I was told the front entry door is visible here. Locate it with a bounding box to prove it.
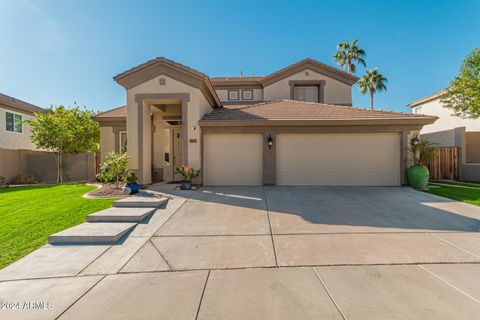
[172,128,183,181]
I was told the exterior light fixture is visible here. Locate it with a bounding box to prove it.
[267,134,274,149]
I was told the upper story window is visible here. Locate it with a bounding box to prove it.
[228,90,239,100]
[6,111,23,133]
[414,107,423,114]
[293,86,318,103]
[242,90,253,100]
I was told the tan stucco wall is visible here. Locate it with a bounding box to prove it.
[466,132,480,163]
[415,98,480,134]
[126,74,214,183]
[215,88,263,102]
[0,148,95,182]
[99,122,126,162]
[0,105,38,150]
[263,69,352,105]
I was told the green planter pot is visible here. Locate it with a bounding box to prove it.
[407,165,430,189]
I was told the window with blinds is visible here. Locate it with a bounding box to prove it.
[293,86,318,103]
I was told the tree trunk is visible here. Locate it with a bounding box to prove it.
[370,91,374,110]
[55,152,64,183]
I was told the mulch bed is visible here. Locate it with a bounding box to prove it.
[88,183,127,197]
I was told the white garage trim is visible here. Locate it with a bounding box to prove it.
[276,133,401,186]
[204,134,263,186]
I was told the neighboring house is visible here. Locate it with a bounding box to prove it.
[0,92,95,182]
[408,90,480,181]
[94,57,436,186]
[0,92,46,150]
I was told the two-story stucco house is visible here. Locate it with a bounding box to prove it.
[408,90,480,181]
[94,57,436,186]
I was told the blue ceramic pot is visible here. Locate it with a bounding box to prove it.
[180,181,192,190]
[127,183,140,194]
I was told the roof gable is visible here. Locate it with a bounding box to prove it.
[114,57,221,107]
[407,89,446,107]
[261,58,359,86]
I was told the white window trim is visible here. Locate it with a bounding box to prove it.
[414,107,423,114]
[242,90,253,100]
[5,111,23,134]
[228,90,239,100]
[119,131,127,153]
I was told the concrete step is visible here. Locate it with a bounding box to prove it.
[48,222,136,244]
[113,196,168,208]
[86,207,156,222]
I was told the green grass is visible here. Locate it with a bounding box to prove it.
[424,185,480,206]
[0,184,117,269]
[431,180,480,188]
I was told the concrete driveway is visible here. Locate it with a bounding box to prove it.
[2,186,480,319]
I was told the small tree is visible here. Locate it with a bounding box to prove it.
[27,105,99,183]
[97,152,129,187]
[409,134,437,166]
[441,48,480,119]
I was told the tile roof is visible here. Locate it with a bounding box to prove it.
[93,105,126,118]
[114,57,209,82]
[210,76,264,82]
[407,89,447,107]
[201,100,437,122]
[0,92,45,114]
[260,58,359,85]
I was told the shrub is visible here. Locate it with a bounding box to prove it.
[123,170,138,184]
[96,152,128,186]
[0,176,6,187]
[175,165,200,182]
[11,175,38,185]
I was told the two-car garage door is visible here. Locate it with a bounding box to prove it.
[276,133,400,186]
[203,133,401,186]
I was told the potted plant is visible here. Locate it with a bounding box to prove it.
[175,165,200,190]
[407,134,437,189]
[123,170,140,194]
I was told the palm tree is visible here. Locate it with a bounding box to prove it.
[359,69,388,110]
[334,39,366,74]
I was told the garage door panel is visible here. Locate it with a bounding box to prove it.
[278,162,398,176]
[277,133,400,186]
[204,134,263,186]
[281,147,398,162]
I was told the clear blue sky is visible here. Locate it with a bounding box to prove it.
[1,0,479,113]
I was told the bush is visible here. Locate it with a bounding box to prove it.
[0,176,6,187]
[96,152,128,186]
[123,170,138,184]
[175,165,200,182]
[11,175,38,185]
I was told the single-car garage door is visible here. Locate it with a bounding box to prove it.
[204,134,263,186]
[277,133,401,186]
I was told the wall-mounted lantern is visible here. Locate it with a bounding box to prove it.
[267,134,274,150]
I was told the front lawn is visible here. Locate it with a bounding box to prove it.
[0,184,117,269]
[424,184,480,207]
[432,180,480,188]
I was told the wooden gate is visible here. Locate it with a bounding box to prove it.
[425,147,459,180]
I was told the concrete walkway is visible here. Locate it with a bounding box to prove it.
[2,186,480,319]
